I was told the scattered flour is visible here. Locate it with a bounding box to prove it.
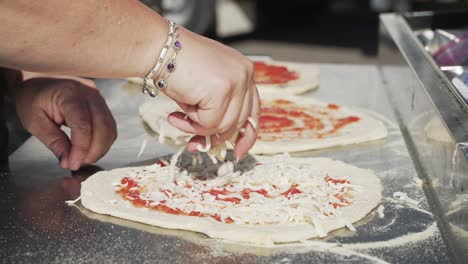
[393,192,420,205]
[377,205,385,218]
[404,177,424,188]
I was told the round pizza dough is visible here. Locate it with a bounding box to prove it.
[127,61,319,95]
[255,61,320,95]
[80,155,382,246]
[139,94,388,154]
[250,94,388,154]
[139,98,189,144]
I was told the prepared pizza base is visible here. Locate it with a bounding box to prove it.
[139,95,388,154]
[80,156,382,246]
[255,61,320,95]
[139,98,190,144]
[128,61,319,95]
[251,95,388,154]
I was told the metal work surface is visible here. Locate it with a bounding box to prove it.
[379,13,468,263]
[1,65,450,263]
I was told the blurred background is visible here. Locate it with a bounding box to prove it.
[142,0,468,64]
[4,0,468,155]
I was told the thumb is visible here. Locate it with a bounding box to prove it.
[30,110,71,168]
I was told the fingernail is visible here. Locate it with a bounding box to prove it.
[60,154,69,169]
[58,154,67,169]
[70,160,81,171]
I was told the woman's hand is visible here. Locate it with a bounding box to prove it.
[15,74,117,170]
[161,27,260,160]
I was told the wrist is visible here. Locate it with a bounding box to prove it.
[135,16,172,78]
[142,20,183,97]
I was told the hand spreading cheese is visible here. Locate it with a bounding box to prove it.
[0,0,260,169]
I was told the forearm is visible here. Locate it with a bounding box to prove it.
[0,0,167,78]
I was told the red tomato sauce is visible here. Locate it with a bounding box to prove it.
[240,188,270,199]
[117,175,352,223]
[260,115,295,131]
[258,100,360,140]
[324,176,351,209]
[154,160,167,167]
[254,61,299,84]
[117,179,273,223]
[117,177,231,223]
[281,187,302,198]
[327,104,340,110]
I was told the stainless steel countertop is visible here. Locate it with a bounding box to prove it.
[1,64,450,263]
[379,13,468,263]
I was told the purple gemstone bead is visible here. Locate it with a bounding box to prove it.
[174,41,182,49]
[167,63,175,72]
[157,80,165,88]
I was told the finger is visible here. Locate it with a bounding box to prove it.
[234,85,261,159]
[184,86,253,153]
[61,99,92,171]
[27,110,72,169]
[196,95,231,129]
[214,86,248,134]
[167,111,218,136]
[233,85,254,132]
[186,134,224,153]
[83,95,117,164]
[176,103,201,124]
[174,96,229,130]
[207,84,252,147]
[185,121,240,153]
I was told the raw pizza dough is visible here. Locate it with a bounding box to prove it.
[254,61,320,95]
[80,154,382,245]
[127,60,319,95]
[251,95,388,154]
[139,98,189,144]
[139,95,387,154]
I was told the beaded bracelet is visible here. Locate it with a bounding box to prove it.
[142,20,176,97]
[155,24,182,91]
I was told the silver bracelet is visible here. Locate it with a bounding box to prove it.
[155,24,181,90]
[142,20,176,97]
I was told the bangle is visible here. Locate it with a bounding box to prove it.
[155,24,182,90]
[142,20,176,97]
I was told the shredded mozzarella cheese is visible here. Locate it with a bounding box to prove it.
[247,117,257,130]
[196,136,211,152]
[116,153,355,235]
[65,196,81,205]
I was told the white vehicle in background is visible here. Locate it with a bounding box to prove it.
[140,0,438,37]
[140,0,216,35]
[140,0,257,38]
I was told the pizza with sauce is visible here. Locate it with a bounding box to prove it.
[79,153,382,245]
[139,95,387,154]
[254,61,299,85]
[250,94,387,154]
[127,60,319,95]
[254,60,320,95]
